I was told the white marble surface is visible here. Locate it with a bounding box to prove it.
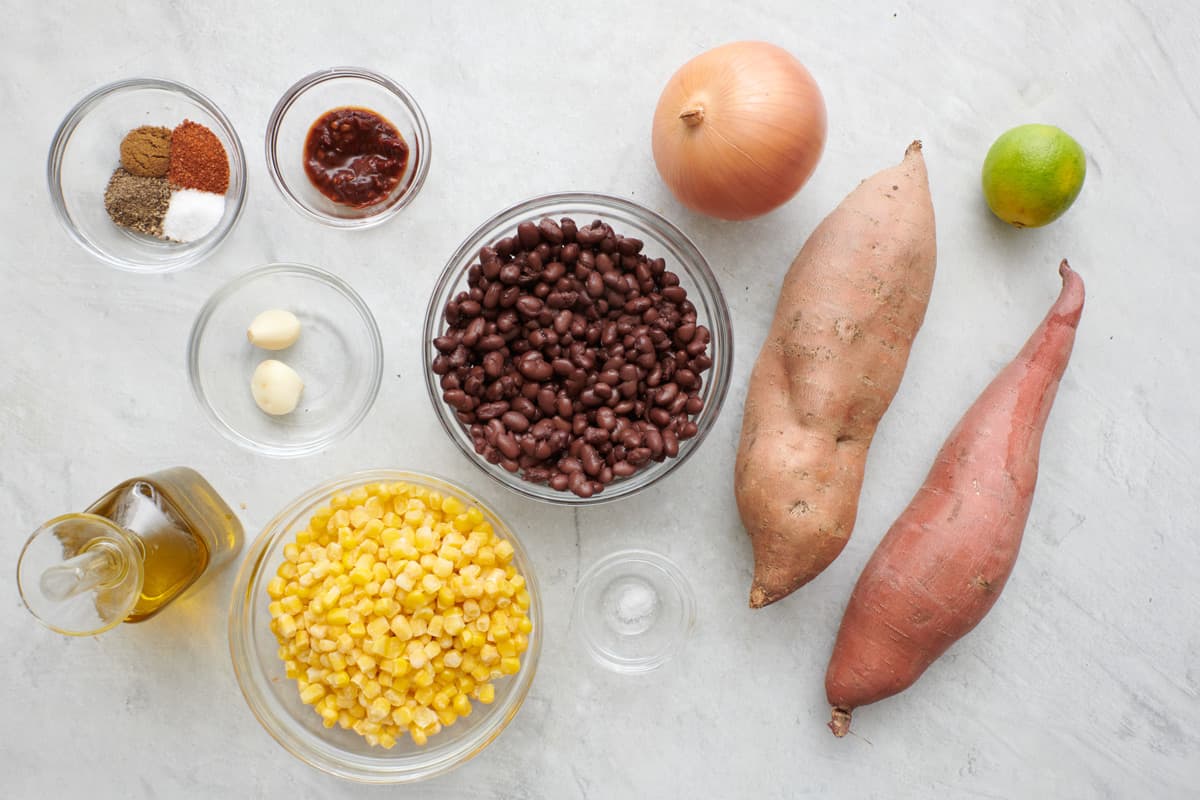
[3,1,1198,797]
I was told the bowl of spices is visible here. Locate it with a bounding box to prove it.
[423,193,733,504]
[48,78,246,273]
[266,68,430,229]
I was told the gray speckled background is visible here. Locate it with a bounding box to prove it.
[3,1,1198,797]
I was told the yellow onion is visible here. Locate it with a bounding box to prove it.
[652,41,827,220]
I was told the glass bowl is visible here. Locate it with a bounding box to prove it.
[571,549,696,674]
[47,77,247,273]
[188,263,383,457]
[229,469,542,783]
[266,67,431,228]
[422,192,733,505]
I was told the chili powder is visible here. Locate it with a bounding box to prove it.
[168,120,230,194]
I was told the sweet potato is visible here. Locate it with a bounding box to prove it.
[735,142,937,608]
[825,261,1085,737]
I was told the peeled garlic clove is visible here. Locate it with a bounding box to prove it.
[247,309,301,350]
[251,359,304,415]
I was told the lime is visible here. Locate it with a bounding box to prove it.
[981,124,1086,228]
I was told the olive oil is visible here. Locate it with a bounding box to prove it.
[18,467,243,635]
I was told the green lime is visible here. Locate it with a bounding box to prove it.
[981,124,1086,228]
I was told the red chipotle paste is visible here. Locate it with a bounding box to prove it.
[303,107,409,207]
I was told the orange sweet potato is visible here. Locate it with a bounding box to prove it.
[735,142,937,608]
[825,261,1085,736]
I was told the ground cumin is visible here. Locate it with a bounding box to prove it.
[119,126,172,178]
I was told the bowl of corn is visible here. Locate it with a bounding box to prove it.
[228,470,542,783]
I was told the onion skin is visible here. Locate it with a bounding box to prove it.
[652,41,827,221]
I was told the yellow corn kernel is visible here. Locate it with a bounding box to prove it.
[327,651,347,672]
[409,726,428,746]
[414,527,436,553]
[347,621,367,638]
[476,683,495,704]
[427,616,444,638]
[281,594,303,616]
[474,615,490,633]
[423,641,442,661]
[365,616,390,639]
[496,639,517,658]
[300,682,326,704]
[326,608,350,626]
[275,614,297,639]
[442,650,463,669]
[462,600,481,622]
[494,539,514,564]
[432,690,452,711]
[389,616,413,641]
[414,686,435,707]
[402,590,429,612]
[373,598,397,617]
[479,644,499,665]
[391,705,414,727]
[367,637,388,657]
[517,617,532,635]
[437,707,458,727]
[384,638,404,660]
[356,654,378,674]
[267,577,287,599]
[500,657,520,675]
[443,614,465,636]
[327,671,350,688]
[452,693,472,717]
[362,680,382,700]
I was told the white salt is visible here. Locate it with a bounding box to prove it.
[616,581,657,626]
[163,188,225,242]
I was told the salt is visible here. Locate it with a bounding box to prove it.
[162,188,225,242]
[616,581,657,626]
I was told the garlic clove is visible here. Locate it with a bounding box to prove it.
[251,359,304,416]
[247,309,302,350]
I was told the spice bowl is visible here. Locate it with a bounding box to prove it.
[422,192,734,505]
[47,78,246,273]
[188,264,383,457]
[229,469,542,783]
[266,67,431,229]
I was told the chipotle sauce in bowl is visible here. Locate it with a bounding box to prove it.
[303,107,409,208]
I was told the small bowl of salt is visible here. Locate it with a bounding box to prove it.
[571,549,696,674]
[48,78,247,273]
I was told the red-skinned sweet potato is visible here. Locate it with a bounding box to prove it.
[825,261,1085,736]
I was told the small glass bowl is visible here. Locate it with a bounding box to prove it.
[47,77,247,273]
[229,470,542,783]
[571,549,696,674]
[266,67,431,228]
[188,264,383,457]
[422,192,733,505]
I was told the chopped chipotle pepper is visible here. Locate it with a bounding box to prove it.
[303,107,409,208]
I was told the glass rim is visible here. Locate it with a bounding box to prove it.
[421,191,734,506]
[186,262,384,457]
[227,468,543,783]
[46,76,248,273]
[264,66,432,230]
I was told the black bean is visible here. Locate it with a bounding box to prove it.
[538,217,564,244]
[502,411,530,432]
[517,221,540,249]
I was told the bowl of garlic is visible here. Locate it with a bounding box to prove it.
[187,263,383,457]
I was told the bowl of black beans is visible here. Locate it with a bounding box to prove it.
[423,192,732,503]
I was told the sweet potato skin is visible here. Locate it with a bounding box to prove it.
[735,142,937,608]
[825,261,1085,737]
